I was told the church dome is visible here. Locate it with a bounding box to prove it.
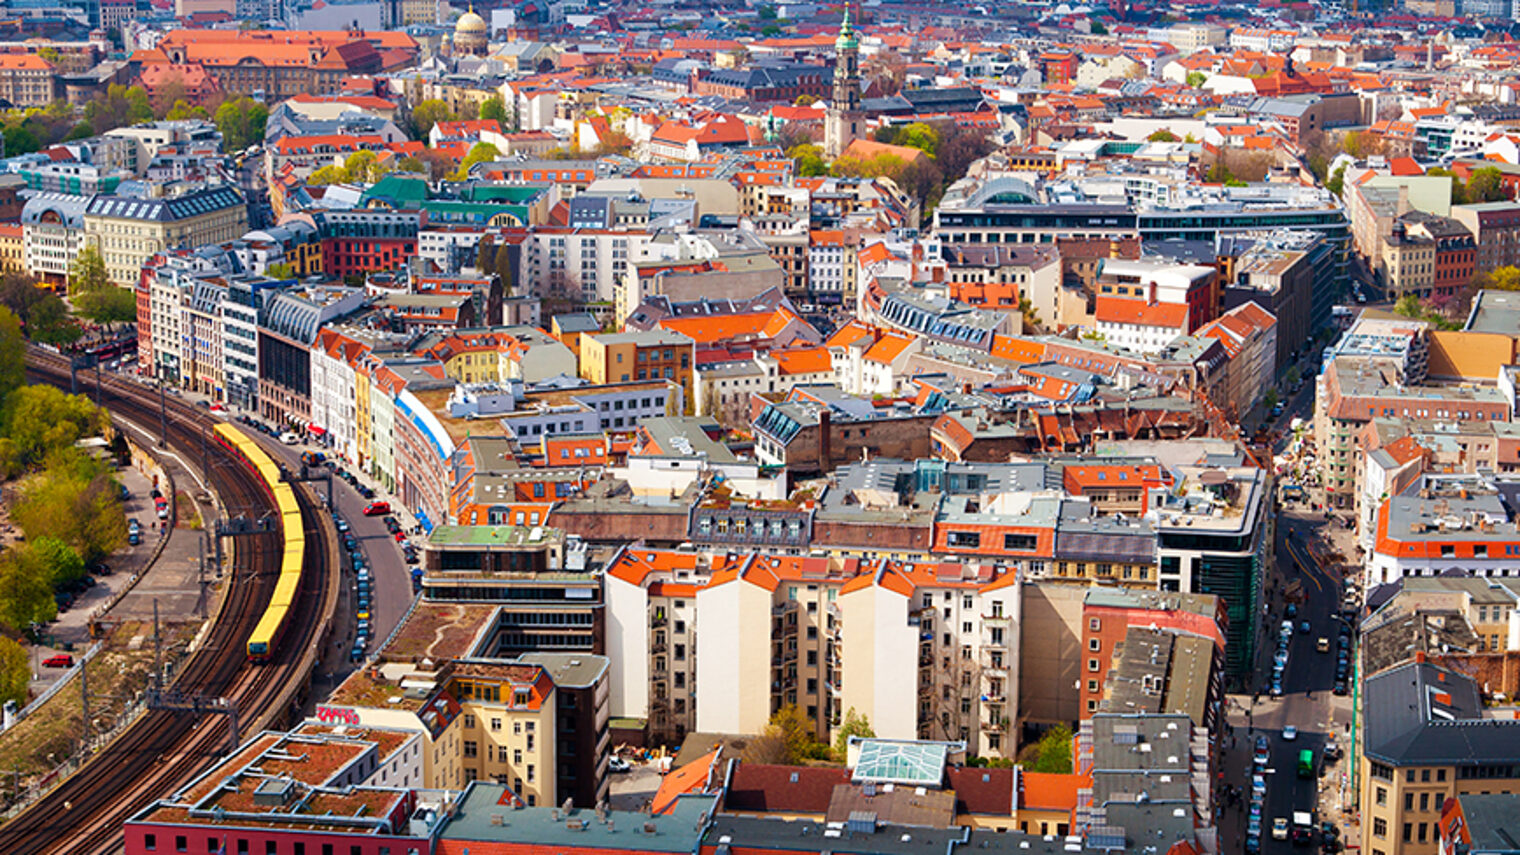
[456,9,488,34]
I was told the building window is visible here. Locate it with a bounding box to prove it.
[1372,818,1387,838]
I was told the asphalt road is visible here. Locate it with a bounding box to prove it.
[1217,372,1355,855]
[249,432,416,665]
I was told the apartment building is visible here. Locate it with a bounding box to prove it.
[1079,589,1227,719]
[1361,659,1520,855]
[0,55,56,108]
[20,192,88,287]
[1368,472,1520,586]
[326,645,609,808]
[607,549,1023,759]
[1451,201,1520,275]
[578,329,694,398]
[84,186,249,286]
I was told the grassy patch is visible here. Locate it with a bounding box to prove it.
[175,491,201,530]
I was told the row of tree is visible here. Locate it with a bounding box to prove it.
[785,120,995,222]
[0,310,124,706]
[1,85,268,159]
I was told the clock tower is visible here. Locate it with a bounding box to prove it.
[824,5,863,159]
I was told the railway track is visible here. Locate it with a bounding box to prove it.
[0,351,336,855]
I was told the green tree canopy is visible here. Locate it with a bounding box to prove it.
[410,99,455,139]
[265,262,296,280]
[1148,129,1179,142]
[1020,725,1074,774]
[479,96,507,126]
[766,704,829,764]
[1467,166,1507,203]
[833,707,875,756]
[1,386,106,471]
[25,536,84,588]
[789,143,828,177]
[450,142,501,180]
[214,97,270,152]
[1185,70,1207,88]
[74,286,137,326]
[0,636,30,708]
[1326,164,1346,197]
[68,246,110,296]
[165,100,209,121]
[0,547,56,631]
[0,305,23,403]
[10,451,124,564]
[891,122,941,157]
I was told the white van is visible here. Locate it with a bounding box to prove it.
[280,432,300,445]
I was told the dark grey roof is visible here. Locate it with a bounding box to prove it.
[1363,661,1520,766]
[902,87,986,111]
[1456,794,1520,853]
[703,62,832,93]
[85,185,244,223]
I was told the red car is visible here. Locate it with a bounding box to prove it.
[363,501,391,517]
[43,654,74,668]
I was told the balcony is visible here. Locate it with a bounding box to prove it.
[651,641,667,655]
[981,614,1009,627]
[650,615,667,629]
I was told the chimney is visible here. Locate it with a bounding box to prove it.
[818,409,832,468]
[1416,650,1427,664]
[1397,185,1411,217]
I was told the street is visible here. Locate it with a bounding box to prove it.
[1218,365,1357,855]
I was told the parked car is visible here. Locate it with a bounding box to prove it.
[280,432,300,445]
[363,501,391,517]
[608,756,631,773]
[1282,725,1298,741]
[42,654,74,668]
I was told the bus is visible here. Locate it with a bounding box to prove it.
[1297,748,1315,779]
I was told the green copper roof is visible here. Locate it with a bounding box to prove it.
[836,5,858,50]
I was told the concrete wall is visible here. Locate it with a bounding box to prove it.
[1017,582,1085,731]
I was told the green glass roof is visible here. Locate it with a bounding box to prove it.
[850,739,949,786]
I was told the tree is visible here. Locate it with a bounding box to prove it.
[0,306,22,403]
[790,143,828,177]
[1467,166,1507,203]
[495,241,514,297]
[758,4,777,18]
[74,286,137,326]
[2,386,106,471]
[1474,266,1520,291]
[10,451,124,563]
[794,94,818,106]
[1394,294,1422,318]
[450,142,501,180]
[1019,725,1073,774]
[479,95,507,126]
[1148,129,1179,142]
[265,262,296,280]
[1185,71,1207,88]
[214,97,270,152]
[83,84,153,135]
[27,295,80,346]
[766,704,828,764]
[891,122,940,158]
[164,100,209,121]
[26,536,84,588]
[0,636,29,708]
[1206,162,1234,184]
[2,125,39,157]
[476,235,496,273]
[833,707,875,756]
[410,99,455,139]
[62,121,94,142]
[68,246,110,296]
[0,547,56,631]
[308,164,345,186]
[1326,164,1346,198]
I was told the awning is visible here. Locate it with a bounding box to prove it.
[416,508,434,533]
[308,425,327,436]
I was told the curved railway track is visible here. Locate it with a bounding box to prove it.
[0,351,336,855]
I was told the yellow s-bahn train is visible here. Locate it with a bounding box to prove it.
[212,423,306,663]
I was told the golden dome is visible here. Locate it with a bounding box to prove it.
[456,9,488,34]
